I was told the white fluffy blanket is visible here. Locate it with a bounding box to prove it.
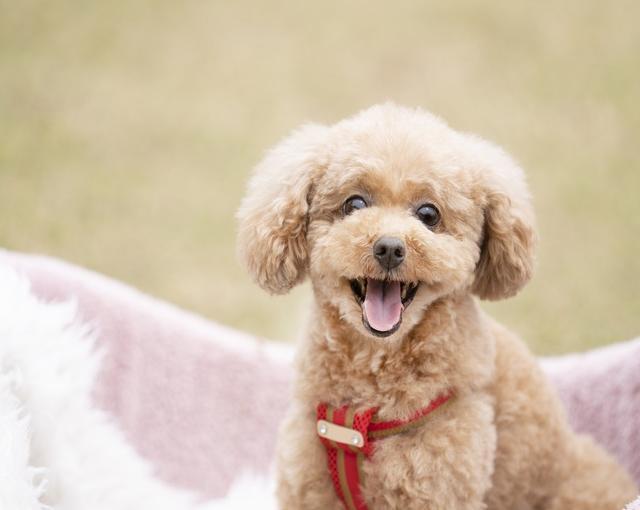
[0,265,273,510]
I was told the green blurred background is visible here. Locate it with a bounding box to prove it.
[1,1,638,354]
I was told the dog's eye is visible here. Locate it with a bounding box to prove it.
[416,203,440,228]
[343,195,368,216]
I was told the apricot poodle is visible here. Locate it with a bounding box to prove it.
[237,104,637,509]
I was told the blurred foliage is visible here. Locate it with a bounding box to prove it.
[1,0,638,354]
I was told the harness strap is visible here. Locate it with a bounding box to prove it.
[316,394,452,510]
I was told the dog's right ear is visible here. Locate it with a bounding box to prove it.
[236,124,328,294]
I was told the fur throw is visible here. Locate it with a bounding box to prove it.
[0,265,273,510]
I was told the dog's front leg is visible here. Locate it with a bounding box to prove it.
[275,403,344,509]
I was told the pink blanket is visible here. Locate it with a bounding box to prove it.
[1,250,638,499]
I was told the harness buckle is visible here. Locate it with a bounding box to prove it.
[317,419,365,447]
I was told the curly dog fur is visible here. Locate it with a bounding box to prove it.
[237,104,637,509]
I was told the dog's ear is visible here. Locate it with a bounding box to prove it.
[237,124,328,294]
[471,146,537,301]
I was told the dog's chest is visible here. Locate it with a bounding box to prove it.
[359,427,446,506]
[355,395,496,509]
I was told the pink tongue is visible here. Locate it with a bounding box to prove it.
[363,279,403,332]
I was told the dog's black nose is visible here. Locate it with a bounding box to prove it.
[373,237,405,270]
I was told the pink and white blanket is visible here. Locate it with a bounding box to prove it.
[0,249,637,508]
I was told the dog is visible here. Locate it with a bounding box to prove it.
[237,104,637,509]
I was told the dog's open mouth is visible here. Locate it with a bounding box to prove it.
[350,278,419,337]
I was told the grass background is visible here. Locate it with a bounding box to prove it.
[1,1,638,354]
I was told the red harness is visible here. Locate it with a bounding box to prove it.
[316,394,452,510]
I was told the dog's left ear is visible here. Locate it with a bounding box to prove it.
[471,144,537,301]
[236,124,328,295]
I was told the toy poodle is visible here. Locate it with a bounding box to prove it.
[237,104,637,509]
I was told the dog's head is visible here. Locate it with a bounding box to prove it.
[237,104,535,340]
